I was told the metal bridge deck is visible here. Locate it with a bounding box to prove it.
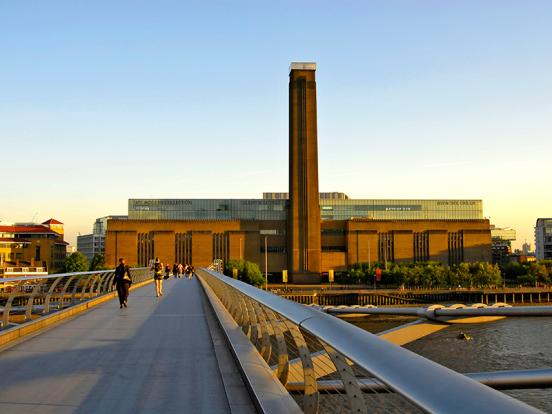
[0,278,255,414]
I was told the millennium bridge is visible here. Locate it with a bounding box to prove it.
[1,267,551,413]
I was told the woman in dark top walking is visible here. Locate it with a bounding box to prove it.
[113,258,132,308]
[152,257,164,297]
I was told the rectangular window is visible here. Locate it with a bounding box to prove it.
[321,229,346,236]
[321,246,347,253]
[260,246,287,253]
[413,232,429,262]
[378,232,394,263]
[35,246,41,261]
[260,229,280,235]
[448,232,464,266]
[211,233,228,263]
[175,233,193,264]
[137,233,154,267]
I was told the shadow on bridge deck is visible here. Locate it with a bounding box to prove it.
[0,278,256,414]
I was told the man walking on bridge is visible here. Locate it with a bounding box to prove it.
[113,258,132,308]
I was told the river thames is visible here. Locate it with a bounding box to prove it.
[352,316,552,412]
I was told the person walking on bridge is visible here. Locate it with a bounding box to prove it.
[152,257,164,297]
[113,258,132,308]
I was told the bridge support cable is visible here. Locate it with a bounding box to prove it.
[199,267,543,414]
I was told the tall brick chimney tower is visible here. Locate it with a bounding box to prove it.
[288,62,321,283]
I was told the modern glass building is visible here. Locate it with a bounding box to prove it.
[77,215,128,261]
[318,199,482,221]
[128,196,483,221]
[128,199,288,221]
[535,218,552,260]
[490,225,517,265]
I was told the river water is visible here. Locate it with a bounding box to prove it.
[351,316,552,412]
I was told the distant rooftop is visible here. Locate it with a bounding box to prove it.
[289,62,316,72]
[263,192,349,200]
[0,225,60,234]
[42,218,63,225]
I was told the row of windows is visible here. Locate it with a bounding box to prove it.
[378,233,394,263]
[413,232,430,262]
[321,229,346,236]
[212,233,227,263]
[137,233,154,267]
[261,246,287,253]
[448,232,464,266]
[132,231,469,264]
[129,210,287,221]
[0,252,23,260]
[321,246,347,253]
[0,243,29,249]
[128,199,483,221]
[260,229,285,235]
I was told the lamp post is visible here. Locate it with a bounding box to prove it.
[239,237,243,261]
[368,239,371,267]
[264,236,268,291]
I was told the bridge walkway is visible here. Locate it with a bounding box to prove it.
[0,277,256,414]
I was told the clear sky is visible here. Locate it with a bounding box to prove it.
[1,1,551,249]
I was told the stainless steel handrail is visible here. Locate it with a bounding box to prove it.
[1,268,151,330]
[1,269,118,284]
[199,268,541,414]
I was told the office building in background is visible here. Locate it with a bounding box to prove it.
[0,219,67,275]
[535,218,552,260]
[77,215,127,262]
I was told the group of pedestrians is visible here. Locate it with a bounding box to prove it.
[164,262,195,279]
[113,257,196,308]
[152,257,194,297]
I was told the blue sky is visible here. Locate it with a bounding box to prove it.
[1,1,551,248]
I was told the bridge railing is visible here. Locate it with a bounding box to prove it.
[0,268,150,330]
[198,268,540,414]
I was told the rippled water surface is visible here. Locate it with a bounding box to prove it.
[352,316,552,412]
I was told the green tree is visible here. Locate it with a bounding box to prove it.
[527,263,549,285]
[224,259,264,287]
[224,259,245,277]
[469,262,502,287]
[382,263,404,286]
[540,260,552,274]
[444,267,458,288]
[453,263,472,288]
[423,263,447,288]
[64,252,89,273]
[89,254,107,271]
[243,261,265,287]
[501,262,528,282]
[348,262,365,284]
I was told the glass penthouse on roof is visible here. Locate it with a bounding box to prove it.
[128,197,483,221]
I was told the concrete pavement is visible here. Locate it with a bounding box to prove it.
[0,277,255,414]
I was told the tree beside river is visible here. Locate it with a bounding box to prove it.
[337,260,552,289]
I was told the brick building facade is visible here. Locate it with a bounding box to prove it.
[105,62,491,281]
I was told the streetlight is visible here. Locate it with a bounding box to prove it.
[264,236,268,291]
[368,239,371,267]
